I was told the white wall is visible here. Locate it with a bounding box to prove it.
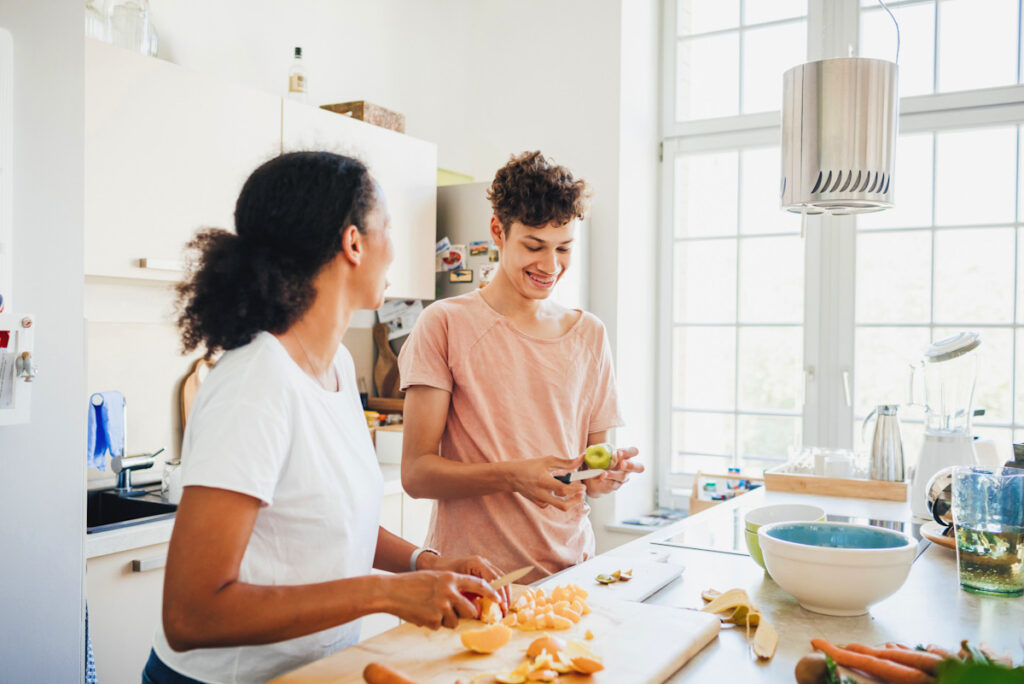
[145,0,660,535]
[0,0,85,680]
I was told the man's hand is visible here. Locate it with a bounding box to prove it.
[584,446,643,497]
[509,454,586,513]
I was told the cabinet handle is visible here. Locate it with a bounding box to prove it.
[131,555,167,572]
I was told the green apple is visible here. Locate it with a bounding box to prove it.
[584,443,616,470]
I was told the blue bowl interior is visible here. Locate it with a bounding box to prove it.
[764,522,910,549]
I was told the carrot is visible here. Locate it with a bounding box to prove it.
[845,643,944,675]
[926,644,958,660]
[363,662,421,684]
[887,642,911,650]
[810,639,935,684]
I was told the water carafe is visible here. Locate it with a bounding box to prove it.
[862,405,905,482]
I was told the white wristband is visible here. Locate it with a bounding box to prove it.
[409,546,440,571]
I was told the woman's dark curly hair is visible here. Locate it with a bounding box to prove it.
[486,151,589,231]
[176,151,377,357]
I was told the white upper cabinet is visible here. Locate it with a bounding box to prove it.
[281,100,436,301]
[85,40,282,280]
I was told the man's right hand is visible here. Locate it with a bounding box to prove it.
[509,455,586,512]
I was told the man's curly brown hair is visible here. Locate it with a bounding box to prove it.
[486,151,589,231]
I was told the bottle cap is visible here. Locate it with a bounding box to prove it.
[294,46,302,58]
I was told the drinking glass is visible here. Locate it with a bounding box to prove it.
[952,466,1024,596]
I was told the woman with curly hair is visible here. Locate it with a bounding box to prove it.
[398,151,644,585]
[143,152,505,684]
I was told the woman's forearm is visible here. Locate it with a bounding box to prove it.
[164,574,394,652]
[401,453,515,500]
[374,526,419,573]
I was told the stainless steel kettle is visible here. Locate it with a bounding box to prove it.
[862,404,905,482]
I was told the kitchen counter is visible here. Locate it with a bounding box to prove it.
[603,488,1024,682]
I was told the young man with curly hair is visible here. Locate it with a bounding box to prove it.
[397,151,643,583]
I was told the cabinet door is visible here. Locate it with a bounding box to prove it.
[401,493,434,549]
[86,542,169,683]
[281,101,436,301]
[85,40,281,280]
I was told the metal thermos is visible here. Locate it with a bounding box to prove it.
[864,404,905,482]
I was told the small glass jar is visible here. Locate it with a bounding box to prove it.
[161,459,182,503]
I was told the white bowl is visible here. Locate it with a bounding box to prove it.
[758,521,916,616]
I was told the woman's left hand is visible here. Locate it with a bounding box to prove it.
[584,446,644,498]
[418,553,511,607]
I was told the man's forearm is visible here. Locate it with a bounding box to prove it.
[402,453,515,500]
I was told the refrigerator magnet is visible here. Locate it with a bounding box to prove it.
[479,263,497,283]
[488,244,500,262]
[437,244,466,272]
[469,240,489,256]
[449,269,473,284]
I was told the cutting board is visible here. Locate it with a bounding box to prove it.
[270,587,719,684]
[537,556,685,603]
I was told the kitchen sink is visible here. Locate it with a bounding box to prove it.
[86,487,177,534]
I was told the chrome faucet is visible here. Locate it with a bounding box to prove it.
[111,454,155,497]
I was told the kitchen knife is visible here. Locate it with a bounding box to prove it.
[554,469,605,484]
[490,565,534,589]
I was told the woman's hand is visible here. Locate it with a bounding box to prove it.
[584,446,643,498]
[382,571,503,630]
[508,455,586,513]
[417,553,511,607]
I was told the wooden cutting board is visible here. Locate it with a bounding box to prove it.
[270,588,719,684]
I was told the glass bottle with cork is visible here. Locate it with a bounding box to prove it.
[288,46,307,102]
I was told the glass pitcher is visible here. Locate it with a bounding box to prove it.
[909,332,980,436]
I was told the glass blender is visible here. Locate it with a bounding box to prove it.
[908,331,981,519]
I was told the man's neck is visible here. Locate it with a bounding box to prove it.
[480,270,546,320]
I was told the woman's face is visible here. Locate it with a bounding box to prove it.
[358,194,395,310]
[493,219,575,300]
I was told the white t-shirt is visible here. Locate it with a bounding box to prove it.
[152,332,383,684]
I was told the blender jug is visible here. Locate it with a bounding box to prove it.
[908,331,981,518]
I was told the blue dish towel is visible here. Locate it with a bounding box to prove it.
[87,391,125,471]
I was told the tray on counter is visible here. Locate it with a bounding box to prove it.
[764,462,908,501]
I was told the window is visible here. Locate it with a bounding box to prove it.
[660,0,1024,509]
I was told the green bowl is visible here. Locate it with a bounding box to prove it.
[743,503,826,570]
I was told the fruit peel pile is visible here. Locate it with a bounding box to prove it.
[701,588,778,660]
[501,584,591,632]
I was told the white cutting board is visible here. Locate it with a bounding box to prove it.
[271,590,720,684]
[538,556,685,602]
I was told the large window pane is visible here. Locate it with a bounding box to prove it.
[673,411,735,457]
[738,415,800,467]
[741,21,806,114]
[935,127,1018,226]
[677,0,739,36]
[674,239,737,322]
[676,150,738,238]
[934,326,1013,425]
[938,0,1019,93]
[856,230,931,324]
[858,133,934,230]
[737,327,801,411]
[738,236,803,322]
[677,33,739,121]
[740,147,800,235]
[860,3,935,97]
[744,0,806,25]
[854,326,931,419]
[933,228,1015,323]
[673,326,736,410]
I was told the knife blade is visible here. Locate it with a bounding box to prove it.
[554,469,605,484]
[490,565,534,589]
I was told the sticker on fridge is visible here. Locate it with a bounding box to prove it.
[469,240,490,256]
[448,269,473,284]
[436,244,466,272]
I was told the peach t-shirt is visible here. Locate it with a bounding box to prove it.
[398,290,624,582]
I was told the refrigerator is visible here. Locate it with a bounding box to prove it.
[435,182,588,309]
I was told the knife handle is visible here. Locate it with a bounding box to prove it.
[553,473,571,484]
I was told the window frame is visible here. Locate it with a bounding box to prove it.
[658,0,1024,510]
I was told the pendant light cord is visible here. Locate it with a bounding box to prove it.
[877,0,900,64]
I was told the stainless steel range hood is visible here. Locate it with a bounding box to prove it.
[781,57,899,216]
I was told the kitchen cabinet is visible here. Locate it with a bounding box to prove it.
[85,40,281,281]
[281,100,436,301]
[86,541,169,684]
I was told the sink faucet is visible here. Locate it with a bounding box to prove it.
[111,454,155,497]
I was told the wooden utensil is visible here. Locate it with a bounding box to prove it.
[373,323,402,399]
[179,358,212,431]
[920,521,956,550]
